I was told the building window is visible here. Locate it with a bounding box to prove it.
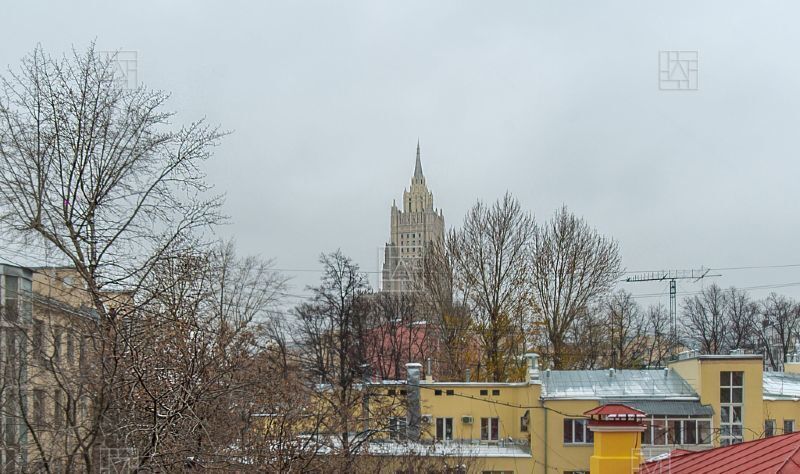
[784,420,795,434]
[32,320,44,360]
[720,371,744,446]
[641,416,711,445]
[33,389,46,427]
[53,328,63,362]
[492,389,500,396]
[480,417,499,441]
[66,332,75,365]
[765,419,776,437]
[520,410,530,432]
[480,389,488,396]
[446,389,454,396]
[387,389,396,396]
[434,389,442,396]
[436,417,453,441]
[4,275,18,320]
[564,418,593,444]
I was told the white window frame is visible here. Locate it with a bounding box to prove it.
[720,371,744,446]
[480,417,499,441]
[436,417,453,441]
[564,418,593,445]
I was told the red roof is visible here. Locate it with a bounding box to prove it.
[584,403,646,417]
[641,431,800,474]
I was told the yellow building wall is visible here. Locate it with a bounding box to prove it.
[671,356,764,443]
[763,399,800,435]
[534,399,597,474]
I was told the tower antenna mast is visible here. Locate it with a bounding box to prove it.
[623,267,721,356]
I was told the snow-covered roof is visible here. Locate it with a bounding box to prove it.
[763,371,800,401]
[365,440,531,458]
[542,369,699,400]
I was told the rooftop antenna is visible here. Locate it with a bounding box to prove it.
[623,267,721,356]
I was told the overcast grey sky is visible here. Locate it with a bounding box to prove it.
[3,0,800,305]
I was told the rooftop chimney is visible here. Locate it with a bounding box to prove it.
[525,353,540,383]
[405,363,422,440]
[425,358,433,382]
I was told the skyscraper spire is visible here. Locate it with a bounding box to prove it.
[414,140,423,179]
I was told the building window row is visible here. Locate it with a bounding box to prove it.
[641,416,712,445]
[765,419,795,437]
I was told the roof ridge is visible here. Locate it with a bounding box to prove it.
[775,432,800,473]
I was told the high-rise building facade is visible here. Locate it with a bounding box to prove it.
[381,142,445,293]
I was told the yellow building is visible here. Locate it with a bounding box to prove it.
[0,264,97,471]
[364,351,800,474]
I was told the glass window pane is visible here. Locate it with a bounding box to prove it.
[445,419,453,440]
[684,420,697,444]
[437,418,443,440]
[587,425,594,443]
[668,420,682,444]
[721,388,731,403]
[563,419,573,443]
[653,419,666,445]
[732,388,743,403]
[732,425,742,437]
[698,421,711,444]
[491,418,498,440]
[766,420,775,437]
[481,418,489,440]
[642,421,652,445]
[574,420,585,443]
[720,371,730,386]
[721,424,730,437]
[733,407,742,423]
[721,406,730,423]
[732,372,743,386]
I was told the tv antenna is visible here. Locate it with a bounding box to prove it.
[623,267,721,354]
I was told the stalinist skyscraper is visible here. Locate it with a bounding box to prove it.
[381,142,445,293]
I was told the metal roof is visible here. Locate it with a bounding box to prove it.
[541,369,699,400]
[641,431,800,474]
[604,399,714,417]
[763,372,800,400]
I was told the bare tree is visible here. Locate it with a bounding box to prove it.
[605,290,647,368]
[366,292,435,381]
[447,193,535,382]
[106,243,287,470]
[725,287,759,352]
[759,293,800,371]
[294,251,388,470]
[529,206,621,369]
[417,238,478,381]
[642,304,676,367]
[0,44,225,469]
[682,284,727,354]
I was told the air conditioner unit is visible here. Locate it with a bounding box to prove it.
[461,416,473,424]
[421,414,432,424]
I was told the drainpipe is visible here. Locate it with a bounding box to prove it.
[543,398,548,474]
